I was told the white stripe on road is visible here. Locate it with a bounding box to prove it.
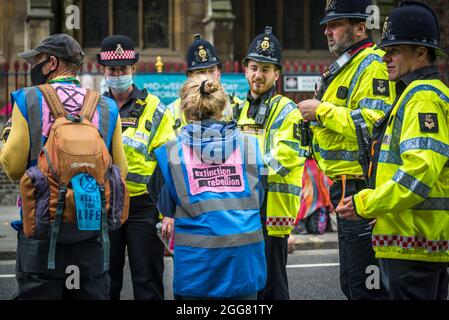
[287,263,339,268]
[0,275,15,278]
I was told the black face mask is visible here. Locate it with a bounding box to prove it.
[30,57,58,86]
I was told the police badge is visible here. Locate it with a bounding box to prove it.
[198,46,208,62]
[115,44,124,56]
[326,0,337,11]
[382,17,392,40]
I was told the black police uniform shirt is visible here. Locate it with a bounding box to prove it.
[246,85,277,120]
[104,84,148,131]
[243,86,277,223]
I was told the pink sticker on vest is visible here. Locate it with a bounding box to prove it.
[182,144,246,196]
[41,84,100,137]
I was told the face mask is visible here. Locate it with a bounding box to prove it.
[105,75,133,92]
[30,58,50,86]
[30,57,58,86]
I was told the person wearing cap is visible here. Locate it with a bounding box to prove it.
[337,1,449,300]
[0,33,128,299]
[297,0,395,300]
[168,34,241,135]
[97,35,175,300]
[235,26,305,300]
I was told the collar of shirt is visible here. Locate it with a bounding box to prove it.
[104,85,148,116]
[343,37,374,56]
[48,75,80,86]
[246,86,277,119]
[396,66,440,96]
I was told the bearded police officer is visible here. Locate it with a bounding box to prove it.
[235,26,305,300]
[97,35,175,300]
[168,34,240,134]
[338,1,449,300]
[298,0,396,299]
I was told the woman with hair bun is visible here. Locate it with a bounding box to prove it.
[148,75,267,299]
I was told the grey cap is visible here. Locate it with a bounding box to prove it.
[18,33,84,65]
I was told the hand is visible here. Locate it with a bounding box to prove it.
[297,99,320,121]
[161,217,174,240]
[336,196,361,221]
[1,117,12,143]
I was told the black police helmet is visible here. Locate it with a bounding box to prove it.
[97,35,139,67]
[378,1,446,56]
[243,26,282,70]
[320,0,373,25]
[186,34,222,72]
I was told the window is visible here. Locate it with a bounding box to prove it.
[79,0,169,48]
[82,1,109,48]
[114,0,139,40]
[309,0,328,50]
[254,0,276,37]
[283,0,305,49]
[143,0,169,48]
[253,0,328,51]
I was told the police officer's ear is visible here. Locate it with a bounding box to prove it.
[131,64,137,74]
[353,21,367,39]
[274,66,280,81]
[414,46,432,65]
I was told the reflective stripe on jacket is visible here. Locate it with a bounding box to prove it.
[236,94,305,236]
[154,133,266,298]
[354,79,449,262]
[313,46,396,179]
[122,93,175,196]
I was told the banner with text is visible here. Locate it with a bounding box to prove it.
[133,73,250,105]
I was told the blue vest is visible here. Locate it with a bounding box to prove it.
[155,133,267,298]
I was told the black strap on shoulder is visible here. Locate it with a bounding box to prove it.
[233,100,246,121]
[47,185,67,270]
[99,185,110,272]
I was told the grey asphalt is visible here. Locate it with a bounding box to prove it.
[0,206,338,260]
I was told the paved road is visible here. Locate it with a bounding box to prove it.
[0,249,346,300]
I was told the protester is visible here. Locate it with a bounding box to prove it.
[148,76,267,299]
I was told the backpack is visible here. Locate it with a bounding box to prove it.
[19,84,129,271]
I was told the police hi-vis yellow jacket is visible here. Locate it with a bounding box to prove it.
[354,78,449,263]
[122,94,175,196]
[236,90,304,236]
[168,95,241,135]
[313,44,396,179]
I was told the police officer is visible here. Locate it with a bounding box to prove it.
[0,34,128,299]
[97,35,175,300]
[168,34,240,134]
[298,0,395,299]
[338,1,449,300]
[235,26,305,300]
